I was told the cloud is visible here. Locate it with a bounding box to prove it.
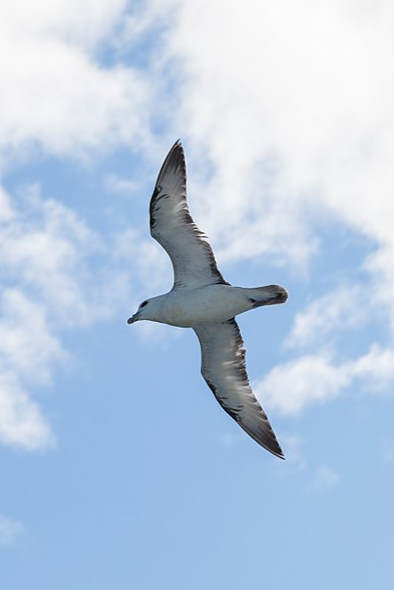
[137,1,391,259]
[0,289,66,383]
[0,184,142,450]
[126,0,394,414]
[126,1,394,309]
[285,285,365,350]
[256,345,394,415]
[2,1,394,447]
[0,514,24,546]
[257,353,350,414]
[0,372,54,450]
[2,185,101,324]
[0,0,151,165]
[104,174,140,195]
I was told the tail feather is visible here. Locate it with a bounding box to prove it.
[246,285,288,307]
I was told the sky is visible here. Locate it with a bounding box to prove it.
[1,1,394,588]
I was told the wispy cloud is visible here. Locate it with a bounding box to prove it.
[112,3,394,424]
[3,1,394,449]
[126,1,394,327]
[0,0,151,166]
[285,285,365,350]
[132,0,394,275]
[256,345,394,415]
[0,514,24,546]
[0,184,143,450]
[0,372,54,451]
[104,174,140,195]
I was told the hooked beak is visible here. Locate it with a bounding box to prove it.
[127,313,139,324]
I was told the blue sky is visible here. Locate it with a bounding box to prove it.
[1,1,394,588]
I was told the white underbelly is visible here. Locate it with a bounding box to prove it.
[159,285,251,327]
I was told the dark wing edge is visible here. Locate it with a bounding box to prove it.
[194,319,285,459]
[150,139,186,222]
[149,140,228,289]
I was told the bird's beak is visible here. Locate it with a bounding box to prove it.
[127,313,139,324]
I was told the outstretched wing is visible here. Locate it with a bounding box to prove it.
[194,319,284,459]
[150,140,228,289]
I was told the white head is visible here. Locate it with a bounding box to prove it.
[127,298,158,324]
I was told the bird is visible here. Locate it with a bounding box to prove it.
[127,140,288,459]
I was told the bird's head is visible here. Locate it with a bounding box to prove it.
[127,298,155,324]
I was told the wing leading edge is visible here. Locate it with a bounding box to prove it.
[150,140,228,289]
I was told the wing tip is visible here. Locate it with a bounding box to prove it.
[238,422,285,459]
[258,438,285,460]
[266,435,285,460]
[155,139,186,188]
[168,138,184,157]
[257,437,286,460]
[260,432,285,460]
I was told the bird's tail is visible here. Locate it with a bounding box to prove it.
[245,285,288,307]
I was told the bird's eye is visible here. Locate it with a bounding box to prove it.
[140,300,148,308]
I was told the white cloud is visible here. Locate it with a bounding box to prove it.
[0,184,142,450]
[257,353,350,414]
[285,285,365,349]
[2,1,394,447]
[126,1,394,308]
[2,185,100,324]
[0,186,13,221]
[145,1,390,246]
[0,514,24,546]
[0,1,151,165]
[127,0,394,416]
[257,345,394,415]
[1,0,128,48]
[0,289,66,384]
[104,174,140,195]
[0,372,54,450]
[0,2,155,449]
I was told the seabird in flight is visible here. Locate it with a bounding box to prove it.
[128,141,288,459]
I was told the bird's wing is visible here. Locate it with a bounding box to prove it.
[150,140,228,289]
[194,319,284,458]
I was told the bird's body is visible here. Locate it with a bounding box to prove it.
[128,140,288,459]
[140,284,286,327]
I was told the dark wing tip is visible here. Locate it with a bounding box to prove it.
[272,446,286,460]
[242,424,285,460]
[155,140,186,188]
[264,431,285,459]
[258,437,285,460]
[261,430,285,460]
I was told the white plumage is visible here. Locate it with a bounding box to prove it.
[128,141,288,459]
